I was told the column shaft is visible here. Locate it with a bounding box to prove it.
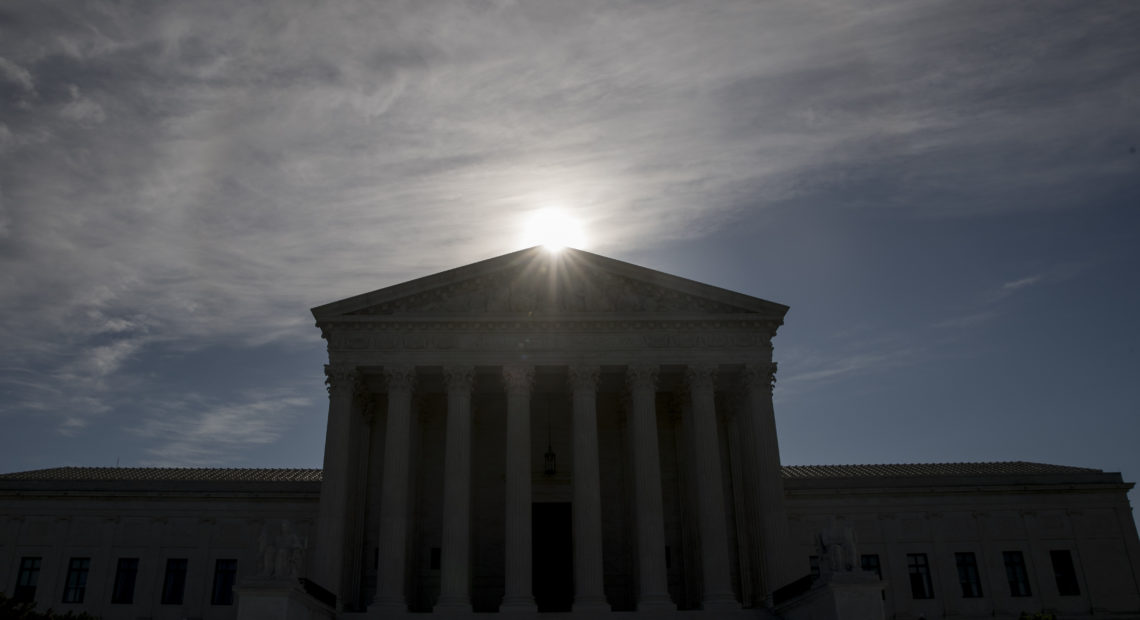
[372,366,416,611]
[313,364,357,608]
[743,363,792,602]
[569,366,610,611]
[627,365,675,611]
[502,365,537,611]
[436,366,475,613]
[687,365,740,610]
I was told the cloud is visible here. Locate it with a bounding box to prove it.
[1002,275,1043,291]
[129,389,314,466]
[0,56,34,92]
[58,85,105,124]
[0,1,1136,447]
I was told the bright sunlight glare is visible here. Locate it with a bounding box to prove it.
[522,208,587,251]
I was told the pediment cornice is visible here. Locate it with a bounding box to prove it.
[312,247,788,325]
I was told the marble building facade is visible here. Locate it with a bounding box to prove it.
[308,247,794,615]
[2,247,1139,619]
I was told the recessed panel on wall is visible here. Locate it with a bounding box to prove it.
[941,512,979,542]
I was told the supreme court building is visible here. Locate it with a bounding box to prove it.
[3,247,1140,620]
[308,246,793,616]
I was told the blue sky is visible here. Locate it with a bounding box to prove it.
[1,2,1138,515]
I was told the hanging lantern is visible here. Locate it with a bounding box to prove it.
[544,442,556,476]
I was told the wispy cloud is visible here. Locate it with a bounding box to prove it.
[130,389,314,466]
[0,1,1136,450]
[1002,275,1043,291]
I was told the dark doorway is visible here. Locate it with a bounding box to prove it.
[532,502,573,612]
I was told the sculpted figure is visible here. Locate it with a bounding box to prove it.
[257,519,306,578]
[257,522,278,577]
[818,523,858,576]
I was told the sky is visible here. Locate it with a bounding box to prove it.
[1,1,1138,516]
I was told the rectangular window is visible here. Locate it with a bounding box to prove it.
[161,558,188,605]
[955,552,984,598]
[907,553,934,599]
[860,554,882,579]
[111,558,139,604]
[13,557,41,603]
[1050,549,1080,596]
[211,559,237,605]
[809,555,820,579]
[61,557,90,603]
[1004,550,1032,597]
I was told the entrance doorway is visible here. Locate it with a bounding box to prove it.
[532,502,573,612]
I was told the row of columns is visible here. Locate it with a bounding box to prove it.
[316,362,782,612]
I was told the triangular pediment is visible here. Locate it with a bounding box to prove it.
[312,247,787,321]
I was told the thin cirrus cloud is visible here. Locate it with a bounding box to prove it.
[129,390,314,466]
[0,1,1136,461]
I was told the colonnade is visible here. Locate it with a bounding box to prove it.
[315,362,786,614]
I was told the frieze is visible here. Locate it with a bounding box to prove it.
[346,269,755,316]
[324,329,774,353]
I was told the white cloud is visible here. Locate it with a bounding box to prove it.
[130,389,314,465]
[0,56,34,92]
[59,85,106,124]
[1002,275,1043,291]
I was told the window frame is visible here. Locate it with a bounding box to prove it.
[907,552,935,599]
[1050,549,1081,596]
[211,558,238,606]
[954,552,984,598]
[111,557,140,604]
[61,557,90,604]
[161,558,189,605]
[1003,550,1032,597]
[14,556,41,603]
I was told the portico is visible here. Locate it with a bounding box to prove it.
[308,247,792,615]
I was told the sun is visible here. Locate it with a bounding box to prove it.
[521,208,587,251]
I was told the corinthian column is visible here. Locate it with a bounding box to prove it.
[686,364,740,610]
[501,365,537,612]
[372,366,416,612]
[435,365,475,613]
[568,365,610,612]
[742,362,791,604]
[626,364,675,611]
[314,363,357,608]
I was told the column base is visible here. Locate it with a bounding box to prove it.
[367,597,409,614]
[499,596,538,613]
[636,594,677,613]
[432,598,473,615]
[572,597,612,613]
[702,596,742,612]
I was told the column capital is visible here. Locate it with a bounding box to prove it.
[567,365,600,392]
[384,365,416,392]
[685,363,718,392]
[742,362,777,394]
[626,364,658,391]
[325,364,358,396]
[443,365,475,393]
[502,365,535,394]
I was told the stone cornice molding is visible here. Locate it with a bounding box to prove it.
[384,365,417,393]
[443,365,475,394]
[626,364,658,392]
[310,248,789,322]
[320,317,781,332]
[742,362,778,394]
[501,365,535,394]
[320,323,777,355]
[324,364,358,396]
